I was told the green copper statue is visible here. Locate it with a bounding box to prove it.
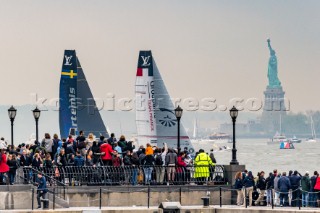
[267,39,281,88]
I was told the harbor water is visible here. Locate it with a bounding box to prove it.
[193,138,320,175]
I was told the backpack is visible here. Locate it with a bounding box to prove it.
[155,154,163,166]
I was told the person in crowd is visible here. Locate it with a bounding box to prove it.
[288,170,293,206]
[52,134,61,160]
[0,147,9,185]
[242,171,255,207]
[86,133,95,150]
[32,153,43,170]
[145,143,153,156]
[176,152,187,185]
[184,151,193,184]
[98,135,105,147]
[209,149,217,181]
[41,133,53,157]
[107,133,117,149]
[255,171,266,206]
[86,150,94,166]
[7,154,18,185]
[126,141,135,153]
[194,149,215,185]
[140,149,155,185]
[265,172,274,207]
[290,170,302,207]
[165,148,177,185]
[74,151,85,167]
[114,143,122,158]
[136,145,145,157]
[310,171,319,207]
[313,171,320,207]
[117,135,127,156]
[91,141,101,165]
[123,150,133,184]
[155,143,167,185]
[234,171,243,206]
[301,171,310,207]
[36,172,48,209]
[112,150,123,183]
[131,151,140,186]
[65,135,76,157]
[56,148,67,167]
[274,172,281,206]
[278,171,291,207]
[76,131,86,156]
[100,140,114,166]
[0,138,7,150]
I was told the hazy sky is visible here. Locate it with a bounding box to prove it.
[1,0,320,113]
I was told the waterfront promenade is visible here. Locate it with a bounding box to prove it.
[1,205,320,213]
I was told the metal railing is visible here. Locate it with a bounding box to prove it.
[17,165,226,186]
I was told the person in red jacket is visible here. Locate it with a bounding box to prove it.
[100,141,114,166]
[176,152,187,185]
[314,174,320,207]
[0,148,9,184]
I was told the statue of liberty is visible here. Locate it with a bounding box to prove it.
[267,39,281,88]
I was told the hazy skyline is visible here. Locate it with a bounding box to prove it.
[1,0,320,112]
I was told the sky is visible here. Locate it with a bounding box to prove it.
[1,0,320,113]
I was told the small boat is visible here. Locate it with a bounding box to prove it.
[267,133,288,145]
[280,142,295,149]
[289,136,301,143]
[212,144,232,152]
[306,138,317,143]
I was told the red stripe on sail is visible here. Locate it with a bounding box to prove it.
[137,68,143,76]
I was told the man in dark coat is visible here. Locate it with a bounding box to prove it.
[278,172,291,207]
[290,170,302,207]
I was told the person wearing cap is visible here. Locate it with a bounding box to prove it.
[194,149,215,185]
[301,171,310,207]
[242,171,255,207]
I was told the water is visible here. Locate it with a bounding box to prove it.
[193,138,320,175]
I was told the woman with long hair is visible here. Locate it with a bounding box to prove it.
[234,171,243,206]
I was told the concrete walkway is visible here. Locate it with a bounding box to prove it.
[1,205,320,213]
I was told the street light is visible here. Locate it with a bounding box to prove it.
[8,106,17,147]
[230,106,239,165]
[32,107,41,143]
[175,105,183,154]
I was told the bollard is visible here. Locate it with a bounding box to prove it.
[53,188,55,210]
[63,186,66,200]
[147,185,150,209]
[271,190,274,209]
[99,187,102,209]
[245,187,247,208]
[201,197,210,207]
[298,188,301,210]
[32,188,34,210]
[219,187,222,207]
[179,187,182,204]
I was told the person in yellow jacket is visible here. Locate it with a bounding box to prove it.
[194,149,215,185]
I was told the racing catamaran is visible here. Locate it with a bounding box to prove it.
[135,50,194,153]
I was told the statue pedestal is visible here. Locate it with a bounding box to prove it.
[262,86,287,134]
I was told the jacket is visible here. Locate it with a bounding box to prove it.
[74,156,85,167]
[266,175,274,189]
[278,176,291,192]
[234,178,243,190]
[274,175,280,191]
[165,152,177,165]
[36,176,47,192]
[301,175,310,191]
[243,176,255,188]
[314,177,320,191]
[257,176,267,190]
[194,152,214,178]
[290,174,301,189]
[100,143,113,160]
[0,154,9,173]
[310,175,318,192]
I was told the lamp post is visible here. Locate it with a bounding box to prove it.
[8,106,17,147]
[230,106,239,165]
[32,107,41,143]
[174,105,183,154]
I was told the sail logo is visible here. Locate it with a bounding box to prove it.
[64,55,73,66]
[158,108,177,127]
[141,56,151,66]
[69,87,77,128]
